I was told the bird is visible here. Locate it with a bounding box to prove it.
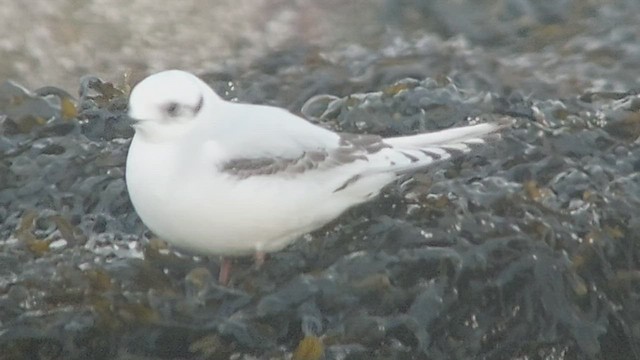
[125,70,508,285]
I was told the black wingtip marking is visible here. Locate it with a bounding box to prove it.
[400,151,420,163]
[333,174,361,192]
[441,146,467,157]
[419,149,441,160]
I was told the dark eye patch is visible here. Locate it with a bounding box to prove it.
[165,102,180,117]
[193,95,204,114]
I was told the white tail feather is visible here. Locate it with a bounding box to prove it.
[384,120,509,148]
[362,119,510,175]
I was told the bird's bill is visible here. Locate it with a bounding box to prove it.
[127,116,143,128]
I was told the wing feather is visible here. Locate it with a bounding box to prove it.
[219,133,389,178]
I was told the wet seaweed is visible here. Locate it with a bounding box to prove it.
[2,1,640,359]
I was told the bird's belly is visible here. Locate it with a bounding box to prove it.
[128,166,343,256]
[130,184,290,255]
[126,138,384,256]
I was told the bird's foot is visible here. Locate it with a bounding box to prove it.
[218,257,233,285]
[254,251,267,268]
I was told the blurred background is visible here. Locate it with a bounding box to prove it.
[4,0,637,94]
[3,0,390,91]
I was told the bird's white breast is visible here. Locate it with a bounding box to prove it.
[125,134,376,256]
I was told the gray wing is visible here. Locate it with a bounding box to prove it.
[219,120,508,194]
[219,133,389,179]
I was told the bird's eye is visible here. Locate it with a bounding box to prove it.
[165,102,180,117]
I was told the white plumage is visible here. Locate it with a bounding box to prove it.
[126,70,506,261]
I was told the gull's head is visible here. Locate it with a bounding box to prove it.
[128,70,219,142]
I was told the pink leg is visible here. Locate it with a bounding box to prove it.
[254,251,266,268]
[218,257,233,285]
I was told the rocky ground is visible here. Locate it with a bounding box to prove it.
[1,0,640,359]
